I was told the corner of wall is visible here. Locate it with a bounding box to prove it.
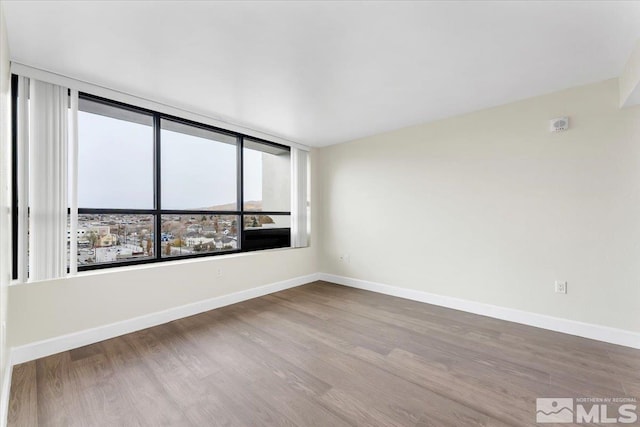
[620,39,640,108]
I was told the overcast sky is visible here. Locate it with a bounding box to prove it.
[77,111,262,209]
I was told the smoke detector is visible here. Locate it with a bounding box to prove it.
[550,117,569,132]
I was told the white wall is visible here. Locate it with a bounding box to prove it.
[7,151,319,348]
[319,79,640,333]
[0,0,12,401]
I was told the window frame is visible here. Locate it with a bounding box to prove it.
[11,82,293,276]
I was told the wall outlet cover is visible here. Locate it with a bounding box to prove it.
[555,281,567,294]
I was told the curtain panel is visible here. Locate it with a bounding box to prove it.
[291,148,309,248]
[16,77,77,282]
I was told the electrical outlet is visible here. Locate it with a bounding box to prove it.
[339,254,351,263]
[555,281,567,294]
[216,268,222,278]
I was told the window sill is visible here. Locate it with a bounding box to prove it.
[9,245,309,286]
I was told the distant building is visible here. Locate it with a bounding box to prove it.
[95,247,117,263]
[216,236,237,249]
[185,236,215,247]
[98,233,117,247]
[187,224,203,234]
[93,225,110,237]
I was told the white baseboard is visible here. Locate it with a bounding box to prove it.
[6,270,639,371]
[318,273,640,350]
[10,273,321,365]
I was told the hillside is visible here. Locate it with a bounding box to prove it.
[203,200,262,211]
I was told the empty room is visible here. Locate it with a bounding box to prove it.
[0,0,639,425]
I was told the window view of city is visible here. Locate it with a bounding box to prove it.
[72,214,155,266]
[66,95,293,270]
[70,210,289,266]
[160,214,238,258]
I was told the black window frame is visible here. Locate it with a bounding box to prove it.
[11,79,292,277]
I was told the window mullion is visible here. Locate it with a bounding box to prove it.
[238,136,244,250]
[154,113,162,261]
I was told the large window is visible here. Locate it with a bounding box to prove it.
[72,93,291,270]
[75,98,157,267]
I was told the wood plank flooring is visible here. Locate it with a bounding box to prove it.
[8,281,640,426]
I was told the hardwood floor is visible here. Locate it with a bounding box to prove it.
[8,281,640,426]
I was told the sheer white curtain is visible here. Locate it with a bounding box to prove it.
[16,76,29,283]
[16,77,77,281]
[291,148,309,248]
[28,80,68,280]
